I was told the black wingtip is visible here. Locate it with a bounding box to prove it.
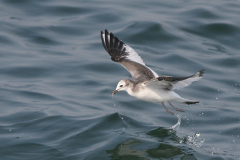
[100,29,128,62]
[101,30,109,53]
[199,69,204,77]
[105,29,109,35]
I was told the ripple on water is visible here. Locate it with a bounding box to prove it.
[0,35,14,45]
[180,6,220,19]
[48,5,91,16]
[0,143,67,159]
[2,66,51,78]
[123,21,182,45]
[201,22,240,36]
[88,13,122,23]
[1,0,240,159]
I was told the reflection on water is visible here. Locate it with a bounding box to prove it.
[148,127,204,148]
[106,126,205,159]
[107,139,198,160]
[146,144,196,160]
[106,140,145,159]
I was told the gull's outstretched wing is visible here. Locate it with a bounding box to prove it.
[143,70,204,90]
[101,29,158,83]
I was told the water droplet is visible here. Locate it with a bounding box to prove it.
[195,132,200,137]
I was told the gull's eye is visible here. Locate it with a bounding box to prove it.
[120,85,123,87]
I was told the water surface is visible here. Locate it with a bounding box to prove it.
[0,0,240,159]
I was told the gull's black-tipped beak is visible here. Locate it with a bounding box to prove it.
[112,90,118,96]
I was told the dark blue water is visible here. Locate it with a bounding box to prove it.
[0,0,240,159]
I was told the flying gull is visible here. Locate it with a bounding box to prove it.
[101,29,204,115]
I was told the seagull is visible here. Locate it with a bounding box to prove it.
[101,29,204,115]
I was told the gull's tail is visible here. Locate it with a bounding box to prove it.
[184,101,199,105]
[173,97,199,105]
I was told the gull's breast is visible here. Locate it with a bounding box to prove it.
[128,87,164,103]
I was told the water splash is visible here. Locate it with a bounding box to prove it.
[169,114,205,148]
[171,113,181,131]
[185,132,205,148]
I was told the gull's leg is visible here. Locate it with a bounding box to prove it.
[161,102,174,115]
[168,102,184,112]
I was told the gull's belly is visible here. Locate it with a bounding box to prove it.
[129,88,164,103]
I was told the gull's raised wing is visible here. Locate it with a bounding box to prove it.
[101,29,158,83]
[143,70,204,90]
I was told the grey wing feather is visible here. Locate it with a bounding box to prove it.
[144,70,204,90]
[120,59,156,83]
[101,29,158,83]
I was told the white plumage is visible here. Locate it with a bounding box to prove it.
[101,29,204,115]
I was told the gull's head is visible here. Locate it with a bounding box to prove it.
[112,79,130,96]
